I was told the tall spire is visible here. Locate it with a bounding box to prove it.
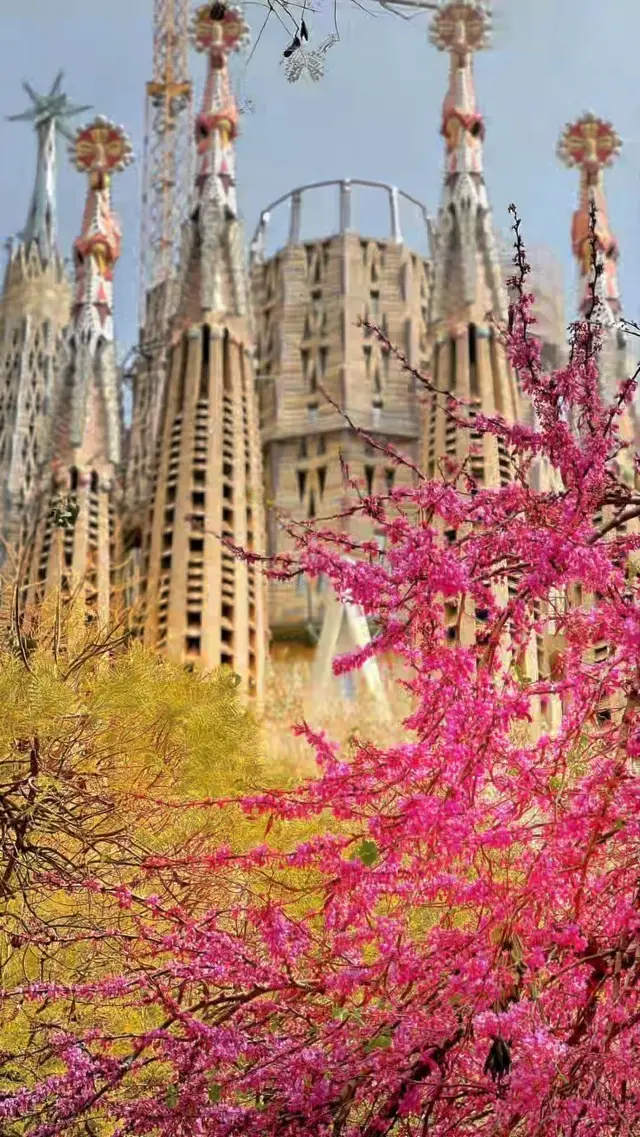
[66,116,133,463]
[7,72,91,264]
[21,117,133,632]
[420,2,547,721]
[428,0,506,328]
[141,2,267,700]
[175,2,250,323]
[423,0,520,472]
[557,113,622,322]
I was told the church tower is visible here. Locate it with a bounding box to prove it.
[141,4,267,701]
[558,113,637,459]
[424,1,558,731]
[558,113,639,718]
[0,75,88,569]
[25,116,132,629]
[251,182,430,661]
[423,0,521,489]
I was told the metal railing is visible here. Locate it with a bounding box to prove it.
[250,178,434,264]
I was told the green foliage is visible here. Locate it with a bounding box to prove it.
[354,839,380,866]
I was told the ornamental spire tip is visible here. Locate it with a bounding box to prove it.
[557,112,621,172]
[429,0,492,54]
[191,3,250,66]
[558,112,622,322]
[7,72,92,261]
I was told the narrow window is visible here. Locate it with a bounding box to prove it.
[200,324,211,399]
[468,323,478,398]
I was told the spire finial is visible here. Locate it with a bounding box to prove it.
[68,117,132,342]
[184,3,250,316]
[69,115,133,189]
[192,3,250,67]
[191,2,249,151]
[558,112,622,317]
[430,1,492,177]
[66,116,132,460]
[429,0,491,54]
[7,72,91,262]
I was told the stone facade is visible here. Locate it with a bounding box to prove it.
[141,318,266,695]
[0,243,70,564]
[250,183,431,652]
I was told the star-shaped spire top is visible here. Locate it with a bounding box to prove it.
[7,73,91,262]
[7,71,91,139]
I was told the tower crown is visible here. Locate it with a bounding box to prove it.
[431,0,491,177]
[558,112,622,317]
[67,116,132,461]
[427,0,506,325]
[70,118,133,287]
[7,72,91,264]
[429,0,491,54]
[192,4,248,152]
[175,2,250,320]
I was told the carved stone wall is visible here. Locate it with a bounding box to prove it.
[252,228,431,646]
[141,317,267,701]
[0,244,70,559]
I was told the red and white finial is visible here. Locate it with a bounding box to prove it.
[558,112,622,317]
[192,3,249,67]
[188,4,250,316]
[192,4,249,157]
[68,117,132,337]
[70,115,133,190]
[430,1,492,177]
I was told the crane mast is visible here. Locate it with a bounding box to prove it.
[139,0,193,319]
[124,0,193,549]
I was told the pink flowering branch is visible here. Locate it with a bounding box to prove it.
[2,206,640,1135]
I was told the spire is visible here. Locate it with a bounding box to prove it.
[428,0,506,327]
[422,1,520,486]
[433,0,490,176]
[177,3,250,322]
[67,116,133,463]
[557,112,622,321]
[7,72,91,264]
[19,117,133,631]
[141,4,267,698]
[557,113,636,423]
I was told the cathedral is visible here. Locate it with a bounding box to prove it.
[0,0,634,713]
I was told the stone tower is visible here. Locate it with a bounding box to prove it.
[0,75,88,572]
[250,179,432,660]
[140,3,267,701]
[558,113,639,719]
[423,0,521,487]
[558,113,637,453]
[24,116,132,630]
[423,1,558,732]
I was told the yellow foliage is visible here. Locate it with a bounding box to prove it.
[0,606,411,1133]
[0,618,270,1132]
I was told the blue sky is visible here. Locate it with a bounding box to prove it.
[1,0,640,357]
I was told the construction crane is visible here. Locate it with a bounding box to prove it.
[138,0,193,326]
[125,0,193,536]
